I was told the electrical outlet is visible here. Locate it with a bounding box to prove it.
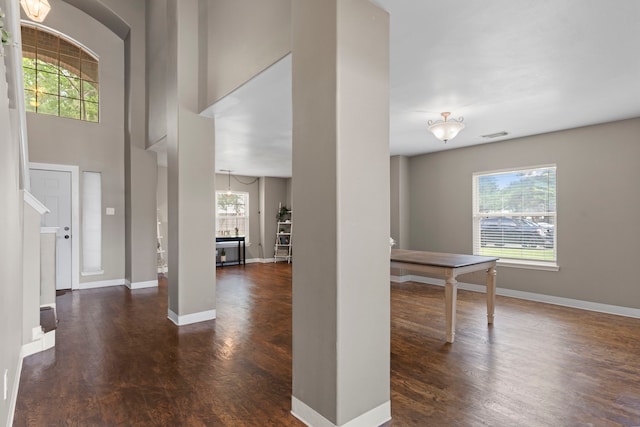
[3,369,7,400]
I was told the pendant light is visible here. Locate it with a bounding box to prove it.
[428,112,465,143]
[20,0,51,23]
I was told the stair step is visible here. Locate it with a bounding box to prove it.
[40,307,57,333]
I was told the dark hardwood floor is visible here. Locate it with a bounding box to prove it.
[14,263,640,426]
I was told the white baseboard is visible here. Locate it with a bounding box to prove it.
[392,275,640,319]
[76,278,125,290]
[125,279,158,290]
[31,326,44,341]
[21,330,55,359]
[167,308,216,326]
[291,397,391,427]
[43,330,55,351]
[217,257,287,264]
[253,257,280,264]
[21,340,43,358]
[7,350,24,427]
[80,269,105,276]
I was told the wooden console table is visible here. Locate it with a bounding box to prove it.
[390,249,498,343]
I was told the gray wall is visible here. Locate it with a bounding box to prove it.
[146,0,167,147]
[206,0,291,106]
[409,118,640,309]
[390,155,410,248]
[117,0,158,287]
[285,177,292,207]
[26,0,126,283]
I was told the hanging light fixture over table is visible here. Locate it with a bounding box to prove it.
[20,0,51,22]
[428,112,465,143]
[224,170,232,195]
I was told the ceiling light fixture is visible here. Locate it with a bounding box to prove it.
[20,0,51,22]
[428,112,465,143]
[222,169,232,195]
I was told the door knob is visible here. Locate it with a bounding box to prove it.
[64,235,70,239]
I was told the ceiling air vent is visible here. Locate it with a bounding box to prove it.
[481,131,509,139]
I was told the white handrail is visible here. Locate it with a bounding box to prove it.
[3,0,31,191]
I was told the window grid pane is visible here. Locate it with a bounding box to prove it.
[81,101,99,123]
[216,192,250,242]
[24,90,37,112]
[60,97,81,119]
[473,166,557,264]
[82,80,99,103]
[37,92,59,116]
[21,25,99,123]
[59,76,81,99]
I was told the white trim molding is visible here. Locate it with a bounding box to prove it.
[249,258,273,264]
[81,270,105,277]
[21,330,55,358]
[126,279,158,290]
[77,278,125,290]
[291,397,391,427]
[7,350,24,427]
[168,309,216,326]
[23,190,49,214]
[391,275,640,319]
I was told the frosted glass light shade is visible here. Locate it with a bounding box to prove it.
[20,0,51,22]
[428,112,465,143]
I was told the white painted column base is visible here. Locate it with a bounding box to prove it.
[168,309,216,326]
[126,279,158,289]
[21,330,55,358]
[76,278,126,290]
[291,397,391,427]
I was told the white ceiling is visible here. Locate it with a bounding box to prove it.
[203,0,640,178]
[201,56,293,177]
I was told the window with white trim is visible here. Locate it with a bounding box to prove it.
[216,191,249,242]
[473,165,557,266]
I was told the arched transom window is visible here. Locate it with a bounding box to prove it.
[21,24,99,122]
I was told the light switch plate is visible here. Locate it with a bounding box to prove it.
[106,208,115,215]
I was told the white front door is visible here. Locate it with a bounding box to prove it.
[30,169,73,290]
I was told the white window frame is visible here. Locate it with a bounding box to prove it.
[472,165,558,271]
[215,191,250,244]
